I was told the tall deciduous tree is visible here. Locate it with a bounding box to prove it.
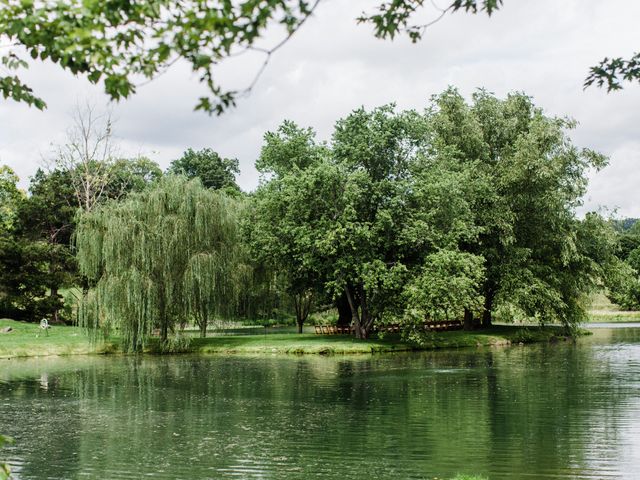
[51,102,120,212]
[429,88,610,328]
[18,168,77,322]
[76,176,246,350]
[247,121,329,332]
[250,108,483,339]
[0,168,78,322]
[168,148,240,191]
[251,89,612,337]
[327,105,481,338]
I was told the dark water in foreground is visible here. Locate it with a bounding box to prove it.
[1,328,640,480]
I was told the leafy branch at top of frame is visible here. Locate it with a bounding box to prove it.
[0,0,638,115]
[0,0,320,115]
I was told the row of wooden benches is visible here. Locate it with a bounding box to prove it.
[314,325,353,335]
[313,320,463,335]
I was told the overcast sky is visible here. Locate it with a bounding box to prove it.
[0,0,638,217]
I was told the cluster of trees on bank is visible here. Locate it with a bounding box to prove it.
[2,89,639,349]
[246,88,617,339]
[0,105,245,328]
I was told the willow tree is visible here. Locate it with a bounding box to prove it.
[76,176,245,350]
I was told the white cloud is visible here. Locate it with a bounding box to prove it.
[0,0,638,215]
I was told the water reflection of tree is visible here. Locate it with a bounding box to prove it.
[0,364,82,480]
[1,338,639,479]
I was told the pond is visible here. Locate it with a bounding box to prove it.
[1,327,640,479]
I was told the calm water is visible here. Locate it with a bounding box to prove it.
[1,328,640,480]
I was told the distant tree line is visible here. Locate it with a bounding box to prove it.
[606,221,640,309]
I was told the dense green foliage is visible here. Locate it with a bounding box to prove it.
[606,221,640,309]
[247,88,613,339]
[0,0,634,114]
[168,148,240,191]
[103,157,163,200]
[430,90,613,329]
[0,158,162,323]
[0,167,74,321]
[0,166,22,232]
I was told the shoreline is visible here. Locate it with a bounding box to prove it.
[0,319,589,360]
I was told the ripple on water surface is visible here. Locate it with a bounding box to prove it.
[1,327,640,479]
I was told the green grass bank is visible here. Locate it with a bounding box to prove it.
[586,293,640,323]
[0,318,579,359]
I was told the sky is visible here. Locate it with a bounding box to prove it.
[0,0,639,217]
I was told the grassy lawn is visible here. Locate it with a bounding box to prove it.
[0,318,575,359]
[190,333,410,354]
[587,293,640,323]
[0,319,116,358]
[189,325,569,355]
[587,311,640,323]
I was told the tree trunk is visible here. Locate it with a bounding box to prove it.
[345,284,372,339]
[336,293,352,327]
[463,308,474,331]
[159,290,168,343]
[197,308,208,338]
[81,275,90,296]
[161,321,168,343]
[482,291,494,328]
[294,291,312,334]
[357,285,372,339]
[344,285,363,338]
[50,286,59,324]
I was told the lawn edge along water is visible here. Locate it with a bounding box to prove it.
[0,319,584,359]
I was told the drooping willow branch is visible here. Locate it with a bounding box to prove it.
[75,175,251,351]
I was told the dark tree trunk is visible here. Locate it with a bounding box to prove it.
[336,293,352,327]
[159,290,168,343]
[463,308,474,331]
[198,308,208,338]
[50,286,59,324]
[344,285,363,338]
[345,284,373,339]
[358,285,372,339]
[482,291,494,328]
[81,275,90,296]
[161,321,168,343]
[294,291,313,334]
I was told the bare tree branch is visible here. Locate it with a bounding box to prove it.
[51,101,120,212]
[238,0,323,98]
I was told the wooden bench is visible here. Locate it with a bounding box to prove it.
[314,325,353,335]
[422,320,463,331]
[313,320,463,335]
